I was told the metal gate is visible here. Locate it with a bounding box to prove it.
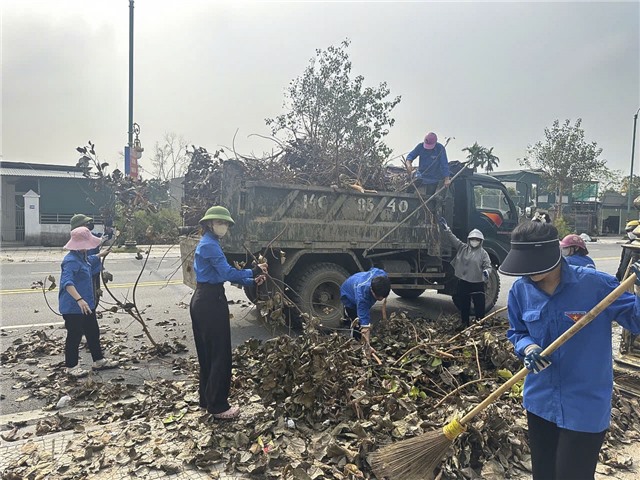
[15,202,25,242]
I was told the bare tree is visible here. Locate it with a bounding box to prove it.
[151,133,190,181]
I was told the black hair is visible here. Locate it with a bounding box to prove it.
[512,220,559,243]
[371,275,391,298]
[199,221,212,236]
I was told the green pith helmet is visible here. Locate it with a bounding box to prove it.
[70,214,93,230]
[199,206,235,225]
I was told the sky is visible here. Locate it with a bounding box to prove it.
[2,0,639,178]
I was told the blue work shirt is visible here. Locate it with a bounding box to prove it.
[340,268,387,327]
[507,260,640,433]
[59,251,102,314]
[406,143,450,185]
[564,254,595,269]
[194,231,254,287]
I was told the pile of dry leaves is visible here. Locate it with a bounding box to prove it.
[2,313,639,479]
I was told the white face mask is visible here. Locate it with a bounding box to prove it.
[628,232,637,241]
[561,247,572,256]
[469,239,481,248]
[213,224,229,237]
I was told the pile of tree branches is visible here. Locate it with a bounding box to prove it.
[182,40,405,225]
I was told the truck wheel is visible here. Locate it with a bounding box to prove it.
[392,288,425,299]
[290,263,349,329]
[473,267,501,314]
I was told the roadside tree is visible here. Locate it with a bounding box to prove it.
[462,142,500,173]
[520,118,606,220]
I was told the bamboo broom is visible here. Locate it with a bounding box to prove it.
[370,273,637,480]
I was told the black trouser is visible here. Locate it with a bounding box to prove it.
[63,311,104,368]
[343,306,362,340]
[452,279,485,326]
[527,411,606,480]
[190,283,232,414]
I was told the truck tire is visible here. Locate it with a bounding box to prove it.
[475,267,500,314]
[392,288,425,299]
[290,263,349,329]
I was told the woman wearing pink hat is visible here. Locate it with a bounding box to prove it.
[559,234,595,269]
[59,227,118,378]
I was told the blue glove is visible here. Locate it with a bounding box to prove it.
[482,269,490,282]
[523,344,551,374]
[630,261,640,286]
[438,217,449,230]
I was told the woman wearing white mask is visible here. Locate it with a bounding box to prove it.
[190,206,267,420]
[440,218,492,329]
[616,220,640,281]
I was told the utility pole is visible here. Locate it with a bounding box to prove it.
[626,107,640,215]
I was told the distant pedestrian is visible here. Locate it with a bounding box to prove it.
[440,218,492,328]
[190,206,267,420]
[59,227,118,378]
[340,268,391,352]
[559,234,595,269]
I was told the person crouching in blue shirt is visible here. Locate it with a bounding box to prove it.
[190,206,267,420]
[340,268,390,351]
[499,221,640,480]
[559,234,595,269]
[59,227,118,378]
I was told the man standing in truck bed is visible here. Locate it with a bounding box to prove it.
[405,131,452,256]
[405,132,451,199]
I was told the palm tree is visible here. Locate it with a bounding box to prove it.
[462,142,500,173]
[483,147,500,173]
[462,142,485,172]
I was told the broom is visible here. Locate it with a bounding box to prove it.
[370,273,637,480]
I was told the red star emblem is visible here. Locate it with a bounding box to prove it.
[565,311,586,322]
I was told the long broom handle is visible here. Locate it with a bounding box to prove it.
[459,273,637,426]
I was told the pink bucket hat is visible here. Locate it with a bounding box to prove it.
[64,226,101,251]
[423,132,438,150]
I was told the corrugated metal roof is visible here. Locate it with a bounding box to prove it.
[0,167,86,179]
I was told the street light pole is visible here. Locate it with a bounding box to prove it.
[128,0,135,151]
[627,107,640,215]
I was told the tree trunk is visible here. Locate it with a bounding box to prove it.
[556,184,563,221]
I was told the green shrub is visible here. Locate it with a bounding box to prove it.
[554,217,572,239]
[130,209,181,244]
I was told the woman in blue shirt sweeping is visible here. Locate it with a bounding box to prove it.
[499,221,640,480]
[59,227,118,378]
[190,206,267,420]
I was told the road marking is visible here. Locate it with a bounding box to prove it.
[592,257,620,261]
[0,279,183,295]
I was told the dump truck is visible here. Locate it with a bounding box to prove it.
[180,160,520,327]
[614,241,640,396]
